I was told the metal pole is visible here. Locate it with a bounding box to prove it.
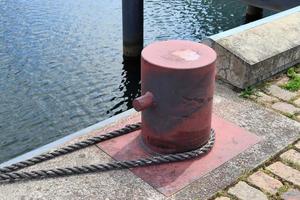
[245,5,263,23]
[122,0,144,61]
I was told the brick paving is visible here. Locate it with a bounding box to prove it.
[213,141,300,200]
[212,68,300,200]
[214,197,231,200]
[276,76,289,86]
[271,102,300,115]
[267,162,300,187]
[247,171,283,194]
[281,189,300,200]
[228,181,268,200]
[295,141,300,149]
[256,92,279,105]
[280,149,300,167]
[293,98,300,107]
[248,68,300,121]
[266,85,298,101]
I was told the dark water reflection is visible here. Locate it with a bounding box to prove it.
[0,0,273,162]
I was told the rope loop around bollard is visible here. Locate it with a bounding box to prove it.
[0,123,215,183]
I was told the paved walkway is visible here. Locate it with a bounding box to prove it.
[213,66,300,200]
[249,65,300,121]
[0,79,299,199]
[213,141,300,200]
[0,65,300,200]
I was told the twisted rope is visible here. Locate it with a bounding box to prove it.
[0,124,215,183]
[0,123,141,174]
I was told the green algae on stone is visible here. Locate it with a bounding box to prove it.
[239,86,256,98]
[283,67,300,92]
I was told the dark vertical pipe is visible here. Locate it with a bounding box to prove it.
[122,0,144,61]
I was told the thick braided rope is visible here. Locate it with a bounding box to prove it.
[0,129,215,183]
[0,123,141,174]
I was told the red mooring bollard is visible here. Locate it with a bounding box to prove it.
[133,40,217,154]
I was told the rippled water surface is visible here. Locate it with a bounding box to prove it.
[0,0,273,162]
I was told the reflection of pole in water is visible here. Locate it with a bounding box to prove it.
[122,60,141,109]
[107,60,141,115]
[245,5,263,23]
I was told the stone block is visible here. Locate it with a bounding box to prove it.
[281,189,300,200]
[280,149,300,167]
[256,92,279,105]
[215,197,231,200]
[295,141,300,149]
[266,162,300,186]
[206,11,300,89]
[228,181,268,200]
[267,85,298,101]
[271,102,300,115]
[247,171,283,194]
[276,76,290,86]
[293,98,300,107]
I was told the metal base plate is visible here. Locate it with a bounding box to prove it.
[96,114,261,196]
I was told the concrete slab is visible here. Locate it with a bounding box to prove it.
[205,6,300,88]
[97,114,260,196]
[0,112,164,200]
[0,83,299,200]
[0,145,163,200]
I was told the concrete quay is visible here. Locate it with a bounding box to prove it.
[0,82,299,200]
[205,6,300,89]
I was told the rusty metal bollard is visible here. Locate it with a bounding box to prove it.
[133,40,217,154]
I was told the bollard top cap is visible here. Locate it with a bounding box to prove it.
[142,40,217,70]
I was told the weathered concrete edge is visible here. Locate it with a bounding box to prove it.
[215,44,300,89]
[206,5,300,42]
[209,42,251,89]
[248,53,300,86]
[0,109,137,168]
[203,6,300,89]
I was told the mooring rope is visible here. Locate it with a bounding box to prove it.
[0,123,142,174]
[0,123,215,183]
